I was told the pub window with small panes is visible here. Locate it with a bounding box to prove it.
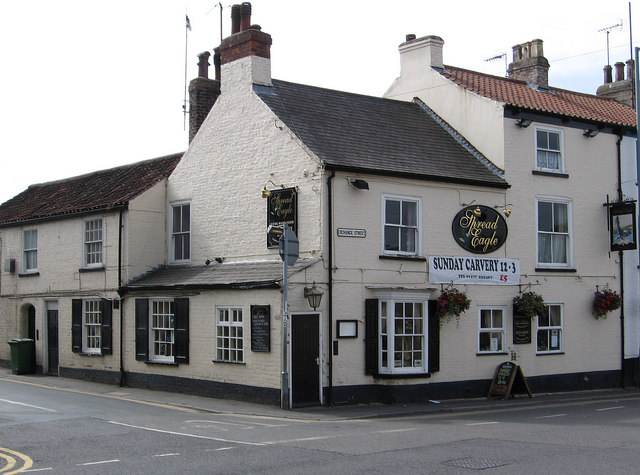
[72,298,112,356]
[365,298,439,377]
[134,298,189,364]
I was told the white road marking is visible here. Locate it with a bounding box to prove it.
[153,453,180,457]
[77,459,120,466]
[535,414,567,419]
[374,428,418,434]
[108,420,266,446]
[0,398,56,412]
[465,421,499,426]
[596,406,624,411]
[23,468,53,472]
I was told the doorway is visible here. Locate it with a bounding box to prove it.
[46,302,58,375]
[290,313,321,407]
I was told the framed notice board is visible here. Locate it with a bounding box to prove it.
[250,305,270,352]
[488,361,533,399]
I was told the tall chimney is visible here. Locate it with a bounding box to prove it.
[398,35,444,79]
[596,58,635,107]
[507,39,549,90]
[188,51,221,143]
[231,4,241,34]
[240,2,252,31]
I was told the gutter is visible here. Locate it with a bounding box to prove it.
[118,209,125,387]
[616,135,626,388]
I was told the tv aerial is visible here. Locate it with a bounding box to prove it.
[598,20,623,65]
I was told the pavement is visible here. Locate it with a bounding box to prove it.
[2,367,640,421]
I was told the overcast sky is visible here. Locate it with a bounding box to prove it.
[0,0,637,204]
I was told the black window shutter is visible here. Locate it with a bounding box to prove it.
[71,299,82,353]
[100,299,113,355]
[174,298,189,364]
[428,299,440,373]
[364,298,379,376]
[135,298,149,361]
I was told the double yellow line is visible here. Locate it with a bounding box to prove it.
[0,447,32,474]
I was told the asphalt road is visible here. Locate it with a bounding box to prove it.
[1,373,640,474]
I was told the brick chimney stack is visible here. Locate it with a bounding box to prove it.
[507,39,550,90]
[188,51,221,143]
[596,58,635,107]
[215,2,272,86]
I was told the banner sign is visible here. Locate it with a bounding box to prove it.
[429,255,520,285]
[452,205,508,254]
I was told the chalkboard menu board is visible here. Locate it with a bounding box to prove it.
[251,305,270,352]
[488,361,532,399]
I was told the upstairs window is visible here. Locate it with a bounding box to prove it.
[537,197,572,267]
[23,229,38,272]
[171,202,191,263]
[83,218,103,268]
[536,128,563,172]
[383,195,421,256]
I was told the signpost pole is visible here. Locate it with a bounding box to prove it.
[281,223,289,409]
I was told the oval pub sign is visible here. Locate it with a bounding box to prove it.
[452,205,508,254]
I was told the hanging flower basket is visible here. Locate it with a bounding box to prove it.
[513,291,547,319]
[436,288,471,321]
[593,289,621,319]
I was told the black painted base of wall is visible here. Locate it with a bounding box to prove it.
[59,367,280,405]
[329,369,622,405]
[622,357,640,388]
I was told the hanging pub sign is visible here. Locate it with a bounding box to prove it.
[452,205,508,254]
[609,201,637,251]
[267,187,297,248]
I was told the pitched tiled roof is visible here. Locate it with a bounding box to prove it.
[255,80,508,188]
[123,259,319,291]
[441,66,636,128]
[0,153,183,226]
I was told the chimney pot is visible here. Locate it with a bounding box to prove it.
[627,59,635,82]
[197,51,211,78]
[406,34,416,42]
[231,4,241,34]
[603,64,612,84]
[240,2,252,31]
[614,61,625,82]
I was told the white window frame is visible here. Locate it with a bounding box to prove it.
[376,293,428,375]
[478,306,506,354]
[536,196,573,268]
[381,194,422,257]
[149,299,175,363]
[170,200,191,264]
[537,303,564,354]
[535,126,564,173]
[82,298,102,354]
[216,306,244,363]
[83,218,103,268]
[22,228,38,273]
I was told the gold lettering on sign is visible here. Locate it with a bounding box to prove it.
[271,194,294,219]
[458,210,500,252]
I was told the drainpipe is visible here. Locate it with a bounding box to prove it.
[617,135,626,388]
[327,170,335,405]
[118,209,125,387]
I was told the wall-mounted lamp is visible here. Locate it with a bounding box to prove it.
[261,180,284,198]
[516,118,533,128]
[494,204,513,217]
[583,129,599,138]
[304,282,324,310]
[350,179,369,190]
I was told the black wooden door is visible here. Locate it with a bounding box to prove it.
[47,310,58,375]
[291,313,320,407]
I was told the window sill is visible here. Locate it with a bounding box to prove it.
[373,372,431,379]
[78,352,104,357]
[212,360,246,365]
[79,266,105,273]
[379,255,426,262]
[532,170,569,178]
[18,272,39,278]
[145,360,178,366]
[535,267,576,273]
[536,351,565,356]
[476,352,508,356]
